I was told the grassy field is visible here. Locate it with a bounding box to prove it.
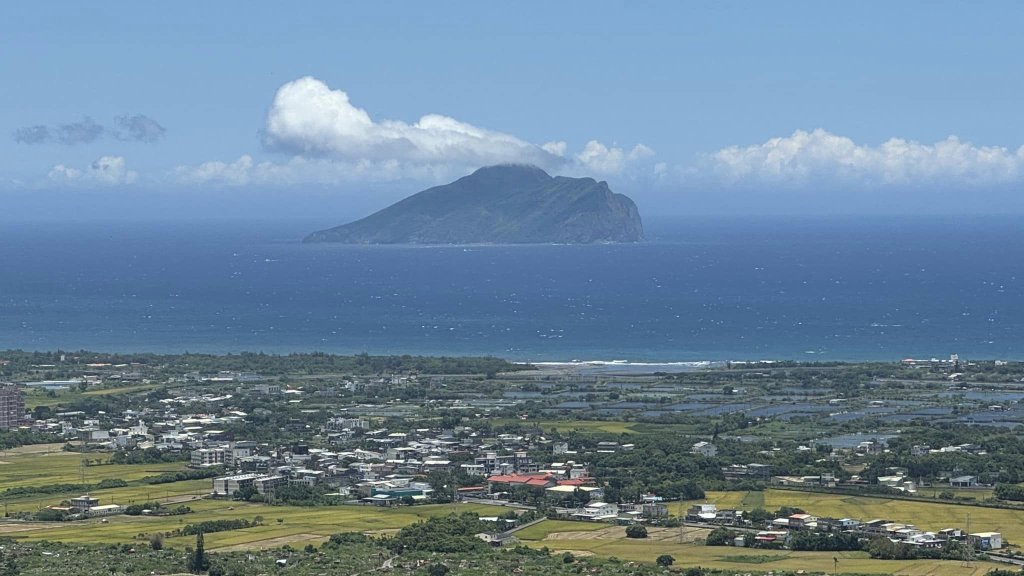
[530,539,1001,575]
[8,500,509,550]
[81,384,160,397]
[0,449,186,490]
[517,519,1003,575]
[1,479,211,515]
[0,447,203,515]
[22,383,159,409]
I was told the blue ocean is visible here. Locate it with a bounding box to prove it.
[0,216,1021,361]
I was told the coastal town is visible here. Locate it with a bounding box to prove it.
[3,351,1024,575]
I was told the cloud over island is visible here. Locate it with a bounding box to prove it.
[174,76,655,186]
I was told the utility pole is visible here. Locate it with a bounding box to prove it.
[678,499,684,544]
[80,457,87,494]
[963,512,975,568]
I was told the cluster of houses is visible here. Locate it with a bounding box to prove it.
[29,407,248,451]
[685,503,1003,551]
[196,421,609,507]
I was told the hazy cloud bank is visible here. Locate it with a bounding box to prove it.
[113,114,167,143]
[702,129,1024,190]
[13,115,166,145]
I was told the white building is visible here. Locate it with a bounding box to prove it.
[212,473,286,496]
[969,532,1002,550]
[213,473,261,496]
[572,501,619,521]
[691,441,717,457]
[226,441,256,466]
[87,504,123,516]
[191,448,226,467]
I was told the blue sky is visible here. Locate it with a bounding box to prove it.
[3,1,1024,219]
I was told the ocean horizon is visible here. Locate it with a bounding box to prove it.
[1,215,1021,362]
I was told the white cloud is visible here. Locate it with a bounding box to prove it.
[263,76,566,169]
[705,129,1024,188]
[259,76,652,180]
[169,78,655,189]
[174,155,255,186]
[575,141,655,175]
[48,155,137,185]
[541,141,567,157]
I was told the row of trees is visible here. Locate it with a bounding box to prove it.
[789,530,862,551]
[176,518,258,536]
[866,537,973,561]
[110,447,187,465]
[0,349,529,378]
[994,483,1024,501]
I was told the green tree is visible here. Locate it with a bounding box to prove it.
[705,527,738,546]
[625,525,648,539]
[995,484,1024,501]
[427,564,450,576]
[656,554,675,567]
[187,532,210,573]
[746,507,772,525]
[233,484,257,501]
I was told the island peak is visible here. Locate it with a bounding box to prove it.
[304,165,643,245]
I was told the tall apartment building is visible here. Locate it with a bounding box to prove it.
[191,447,226,468]
[0,384,25,430]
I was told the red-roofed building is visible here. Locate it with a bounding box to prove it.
[486,473,557,489]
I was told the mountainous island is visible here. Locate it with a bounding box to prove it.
[303,164,644,244]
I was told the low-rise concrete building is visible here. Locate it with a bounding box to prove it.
[968,532,1002,550]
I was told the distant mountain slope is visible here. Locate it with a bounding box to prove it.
[303,164,644,244]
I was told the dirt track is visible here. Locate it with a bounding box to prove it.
[0,523,54,534]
